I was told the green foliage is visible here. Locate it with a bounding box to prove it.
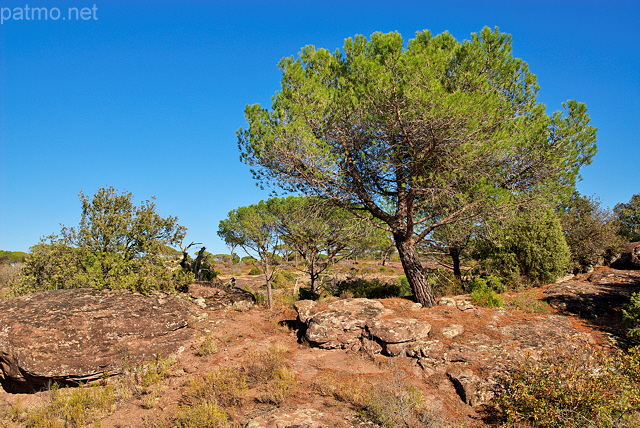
[470,275,506,293]
[396,276,412,296]
[11,187,191,296]
[174,403,230,428]
[474,209,570,287]
[335,277,411,299]
[269,196,380,295]
[270,269,297,289]
[180,248,218,281]
[247,267,261,275]
[469,277,505,307]
[623,292,640,342]
[425,268,465,297]
[10,382,117,428]
[497,347,640,427]
[559,193,623,272]
[0,250,27,264]
[614,194,640,242]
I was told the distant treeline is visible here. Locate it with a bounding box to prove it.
[0,251,28,264]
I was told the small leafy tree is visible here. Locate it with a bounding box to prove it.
[217,200,282,308]
[12,187,191,295]
[614,194,640,242]
[270,196,376,296]
[474,208,570,286]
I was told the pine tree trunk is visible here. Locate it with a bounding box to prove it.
[394,234,436,307]
[450,246,462,281]
[263,260,274,310]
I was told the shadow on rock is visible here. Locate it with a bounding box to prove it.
[544,268,640,337]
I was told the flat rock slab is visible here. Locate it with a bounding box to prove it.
[0,288,197,391]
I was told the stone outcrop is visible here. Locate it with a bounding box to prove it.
[186,282,254,310]
[0,288,197,391]
[545,268,640,319]
[295,298,431,356]
[447,368,494,406]
[295,296,602,408]
[611,242,640,269]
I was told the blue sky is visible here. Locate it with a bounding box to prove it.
[1,0,638,255]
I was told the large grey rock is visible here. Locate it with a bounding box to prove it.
[295,298,431,356]
[0,288,197,391]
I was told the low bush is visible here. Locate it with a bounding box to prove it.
[183,368,248,408]
[334,277,410,299]
[623,292,640,343]
[270,269,298,289]
[196,334,219,357]
[241,344,289,387]
[174,403,230,428]
[247,267,261,275]
[505,289,550,314]
[313,370,431,427]
[363,381,425,428]
[469,277,504,307]
[257,366,296,405]
[496,346,640,427]
[8,382,117,428]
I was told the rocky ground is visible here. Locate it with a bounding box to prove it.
[0,266,638,427]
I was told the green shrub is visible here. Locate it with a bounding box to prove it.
[426,269,465,297]
[247,267,261,275]
[271,270,297,289]
[363,381,425,428]
[11,244,193,297]
[497,346,640,427]
[469,277,504,307]
[184,368,248,408]
[474,209,570,287]
[396,276,411,296]
[623,292,640,342]
[174,403,229,428]
[335,277,410,299]
[253,291,267,306]
[257,366,296,405]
